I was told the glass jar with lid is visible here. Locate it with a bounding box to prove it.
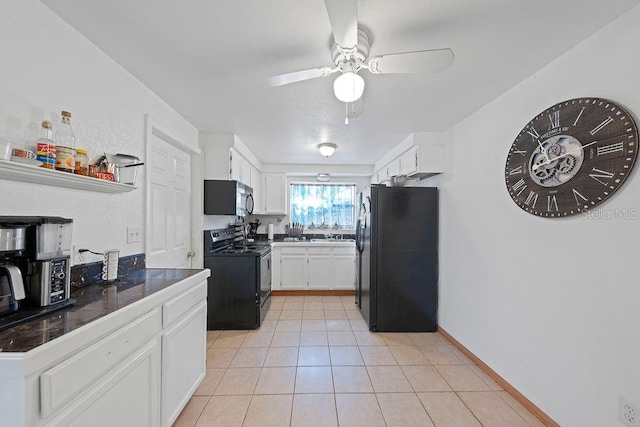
[75,148,89,175]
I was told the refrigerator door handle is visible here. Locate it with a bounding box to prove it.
[356,219,366,253]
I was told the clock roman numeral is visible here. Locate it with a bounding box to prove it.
[548,111,560,129]
[527,127,540,141]
[509,165,523,175]
[513,149,527,156]
[596,141,624,156]
[589,168,615,186]
[572,188,588,206]
[589,116,614,136]
[573,107,586,126]
[547,195,559,211]
[512,179,527,196]
[524,191,538,208]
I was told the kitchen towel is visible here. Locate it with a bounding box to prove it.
[267,223,274,240]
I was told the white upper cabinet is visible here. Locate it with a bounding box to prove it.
[229,148,242,182]
[399,146,418,176]
[409,144,445,177]
[371,144,445,184]
[241,157,251,186]
[386,158,401,178]
[251,166,262,214]
[263,173,286,214]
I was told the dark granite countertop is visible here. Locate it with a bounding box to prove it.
[0,268,206,353]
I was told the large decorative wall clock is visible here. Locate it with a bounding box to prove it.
[505,97,638,217]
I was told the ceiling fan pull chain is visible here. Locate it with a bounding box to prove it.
[345,103,349,126]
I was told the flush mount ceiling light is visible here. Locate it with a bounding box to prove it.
[317,173,330,182]
[333,71,365,103]
[317,143,337,157]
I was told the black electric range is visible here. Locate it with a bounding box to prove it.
[203,227,271,330]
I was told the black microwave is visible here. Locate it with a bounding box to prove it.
[204,180,254,216]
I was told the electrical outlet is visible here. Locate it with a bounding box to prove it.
[73,245,85,264]
[127,226,141,243]
[620,395,639,426]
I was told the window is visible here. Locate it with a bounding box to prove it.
[290,183,356,230]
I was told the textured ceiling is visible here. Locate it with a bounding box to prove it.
[42,0,640,166]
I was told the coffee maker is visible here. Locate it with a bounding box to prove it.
[0,222,27,315]
[25,217,73,306]
[0,216,73,310]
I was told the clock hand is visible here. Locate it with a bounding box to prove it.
[534,139,550,161]
[532,140,598,171]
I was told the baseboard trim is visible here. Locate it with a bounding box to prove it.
[271,290,355,296]
[437,326,559,427]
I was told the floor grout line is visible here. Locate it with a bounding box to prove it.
[187,296,541,426]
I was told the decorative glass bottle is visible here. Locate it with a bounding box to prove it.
[54,111,76,173]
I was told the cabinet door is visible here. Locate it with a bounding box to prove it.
[271,248,281,290]
[161,301,207,427]
[334,254,356,289]
[400,147,418,176]
[251,166,262,214]
[308,254,333,289]
[45,340,160,427]
[263,173,286,214]
[241,157,251,186]
[280,254,307,289]
[229,148,241,181]
[387,158,401,177]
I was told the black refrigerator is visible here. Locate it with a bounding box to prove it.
[355,185,438,332]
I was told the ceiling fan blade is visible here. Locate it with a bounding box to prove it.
[367,48,455,74]
[267,66,335,87]
[324,0,358,48]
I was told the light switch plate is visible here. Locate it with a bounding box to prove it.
[127,226,141,243]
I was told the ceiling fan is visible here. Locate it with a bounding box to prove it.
[268,0,455,112]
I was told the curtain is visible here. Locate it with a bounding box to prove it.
[290,183,356,229]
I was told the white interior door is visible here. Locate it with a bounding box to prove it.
[146,127,193,268]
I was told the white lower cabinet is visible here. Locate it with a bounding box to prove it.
[161,287,207,426]
[307,248,333,289]
[333,247,357,289]
[280,252,307,289]
[161,299,207,426]
[0,271,209,427]
[44,339,160,427]
[272,244,356,290]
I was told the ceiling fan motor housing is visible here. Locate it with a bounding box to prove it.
[331,27,370,72]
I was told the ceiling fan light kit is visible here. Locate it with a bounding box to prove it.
[318,143,337,157]
[333,71,365,102]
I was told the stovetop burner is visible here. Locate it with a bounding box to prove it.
[205,227,271,256]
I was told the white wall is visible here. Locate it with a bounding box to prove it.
[0,0,198,264]
[425,5,640,426]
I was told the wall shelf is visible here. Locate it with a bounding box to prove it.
[0,160,136,193]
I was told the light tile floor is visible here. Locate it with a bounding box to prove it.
[175,295,546,427]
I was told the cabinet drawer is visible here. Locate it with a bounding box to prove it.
[163,281,207,328]
[308,247,332,255]
[333,247,355,255]
[41,309,160,417]
[280,247,305,255]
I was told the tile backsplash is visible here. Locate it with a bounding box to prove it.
[71,253,145,288]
